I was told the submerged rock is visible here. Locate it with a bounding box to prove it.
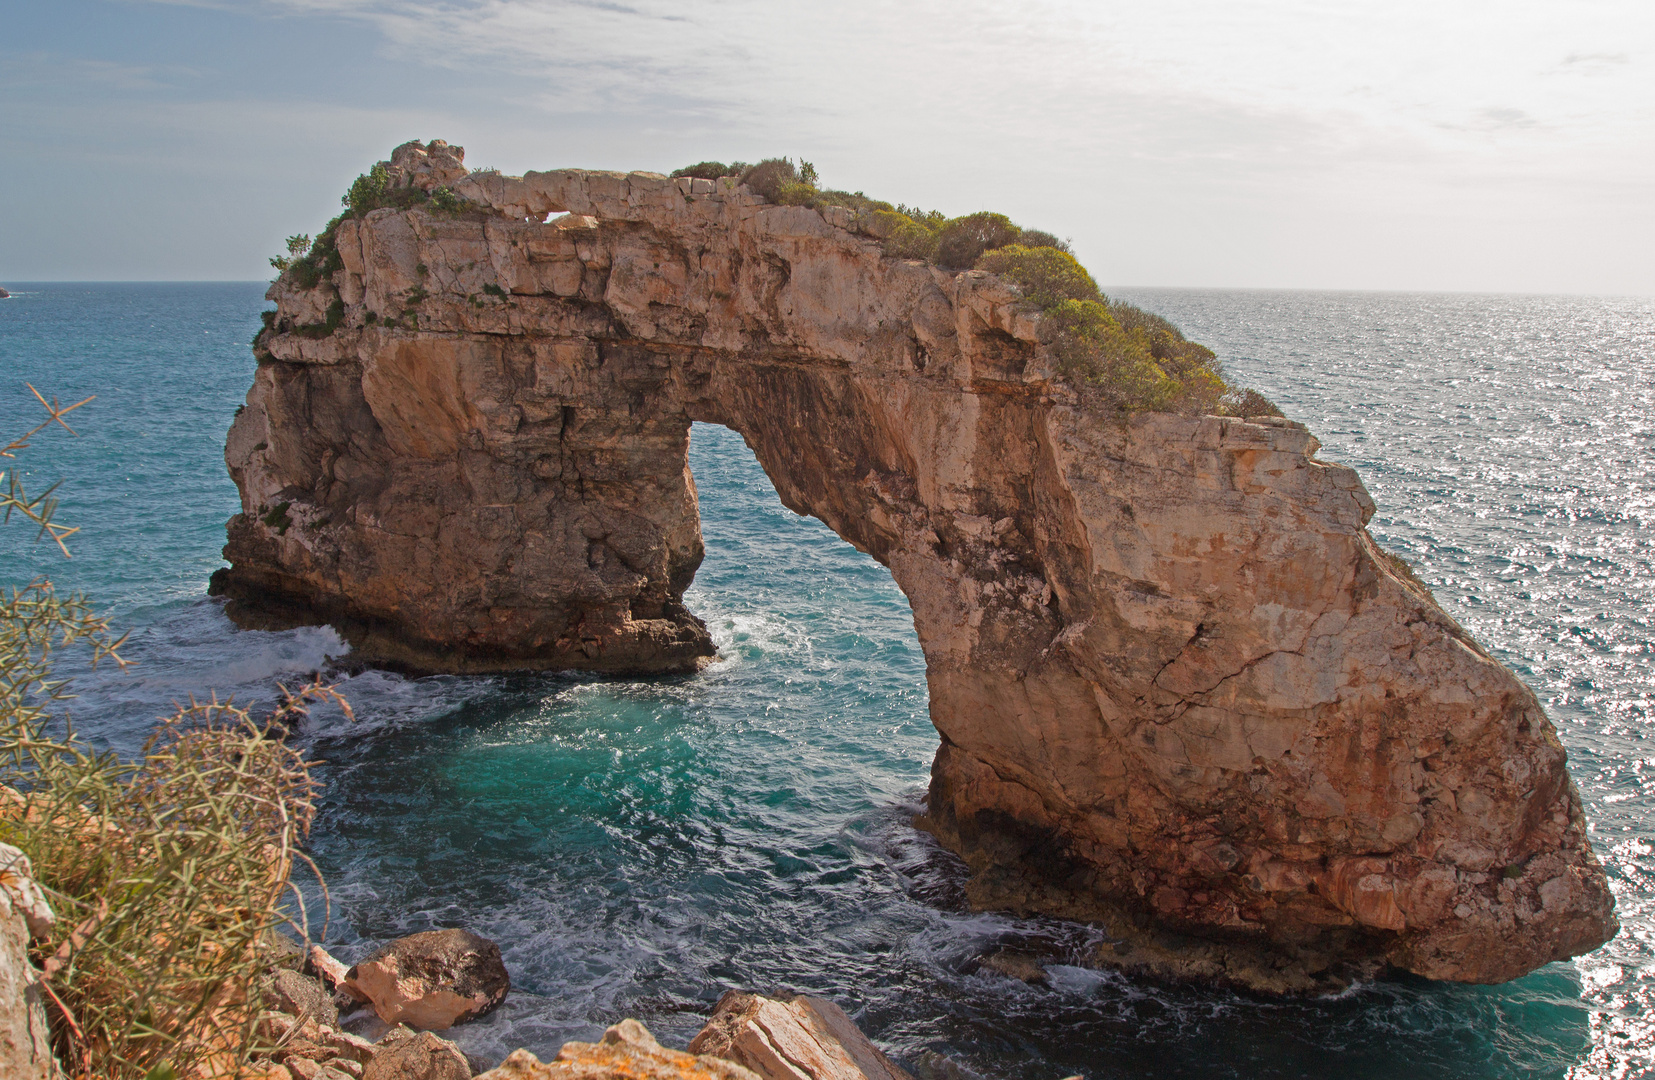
[221,140,1616,987]
[975,949,1048,986]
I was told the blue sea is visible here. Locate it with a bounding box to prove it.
[1,282,1651,1079]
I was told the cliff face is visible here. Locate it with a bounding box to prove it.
[217,140,1615,987]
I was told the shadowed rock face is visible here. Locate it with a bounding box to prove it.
[216,140,1616,989]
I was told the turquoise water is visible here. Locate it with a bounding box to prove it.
[1,283,1651,1079]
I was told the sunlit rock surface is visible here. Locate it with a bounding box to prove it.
[216,140,1616,988]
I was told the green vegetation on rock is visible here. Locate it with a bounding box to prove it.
[267,162,471,305]
[667,155,1282,415]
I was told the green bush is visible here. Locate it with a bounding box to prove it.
[290,298,345,340]
[774,181,818,206]
[1016,229,1070,253]
[267,235,311,274]
[343,162,394,216]
[975,245,1100,307]
[274,159,476,309]
[1221,387,1284,418]
[1035,298,1227,415]
[740,158,802,202]
[884,220,940,261]
[428,186,467,215]
[671,161,732,180]
[933,211,1021,269]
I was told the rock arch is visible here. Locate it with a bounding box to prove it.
[214,141,1614,989]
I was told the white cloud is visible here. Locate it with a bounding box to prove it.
[14,0,1655,290]
[205,0,1653,144]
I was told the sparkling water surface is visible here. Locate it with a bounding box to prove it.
[1,282,1650,1079]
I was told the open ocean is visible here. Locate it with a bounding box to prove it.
[0,282,1650,1080]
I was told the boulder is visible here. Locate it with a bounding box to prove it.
[688,992,911,1080]
[364,1030,472,1080]
[476,1020,760,1080]
[975,949,1047,985]
[346,929,508,1030]
[290,1059,361,1080]
[269,967,342,1028]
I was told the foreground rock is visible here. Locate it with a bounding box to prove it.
[478,1020,759,1080]
[364,1030,473,1080]
[688,992,911,1080]
[220,139,1616,986]
[344,929,509,1030]
[249,986,473,1080]
[0,845,57,1080]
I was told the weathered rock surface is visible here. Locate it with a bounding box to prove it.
[364,1030,473,1080]
[219,140,1616,986]
[477,1020,760,1080]
[250,979,472,1080]
[0,845,57,1080]
[269,966,343,1029]
[688,991,911,1080]
[344,929,508,1030]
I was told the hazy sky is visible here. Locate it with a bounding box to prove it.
[3,0,1651,292]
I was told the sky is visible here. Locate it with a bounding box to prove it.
[1,0,1651,293]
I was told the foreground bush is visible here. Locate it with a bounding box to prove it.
[1,394,341,1079]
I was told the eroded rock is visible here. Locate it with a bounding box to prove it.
[0,846,57,1080]
[364,1030,472,1080]
[688,991,911,1080]
[477,1020,761,1080]
[219,141,1617,987]
[269,967,342,1029]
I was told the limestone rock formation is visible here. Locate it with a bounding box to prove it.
[476,1020,760,1080]
[363,1030,473,1080]
[0,845,57,1080]
[688,991,912,1080]
[218,140,1616,986]
[249,1001,471,1080]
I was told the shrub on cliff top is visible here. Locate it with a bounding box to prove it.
[932,212,1022,270]
[671,161,731,181]
[269,159,472,306]
[740,158,800,202]
[1001,291,1228,416]
[975,245,1100,307]
[1221,387,1285,418]
[1017,228,1071,254]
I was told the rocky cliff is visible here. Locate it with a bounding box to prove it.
[216,140,1616,988]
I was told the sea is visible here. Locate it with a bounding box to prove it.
[0,282,1650,1080]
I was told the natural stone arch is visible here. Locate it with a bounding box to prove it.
[214,140,1614,991]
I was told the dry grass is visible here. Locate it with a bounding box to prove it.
[1,392,346,1079]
